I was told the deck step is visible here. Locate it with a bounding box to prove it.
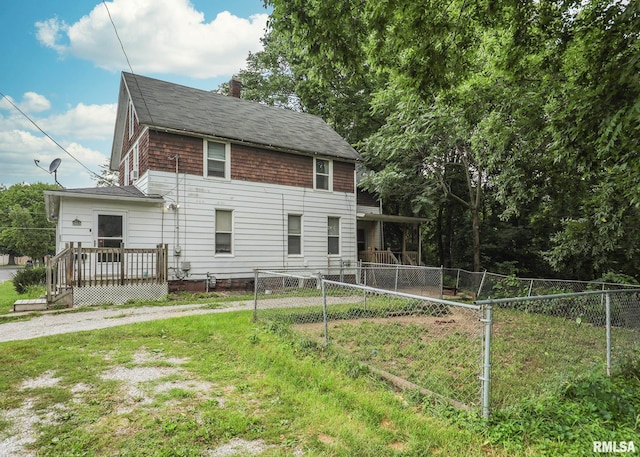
[13,298,48,312]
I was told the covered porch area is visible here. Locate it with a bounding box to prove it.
[356,212,429,266]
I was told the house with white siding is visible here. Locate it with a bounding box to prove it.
[44,72,403,292]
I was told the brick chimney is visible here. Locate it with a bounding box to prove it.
[229,76,242,98]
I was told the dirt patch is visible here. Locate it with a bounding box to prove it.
[294,308,481,341]
[205,438,274,456]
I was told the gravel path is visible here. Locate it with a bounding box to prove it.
[0,302,254,343]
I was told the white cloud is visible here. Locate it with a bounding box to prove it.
[0,101,114,188]
[36,0,268,78]
[0,92,51,115]
[42,103,117,141]
[34,17,68,54]
[20,92,52,113]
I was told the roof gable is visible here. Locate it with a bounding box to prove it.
[111,73,361,167]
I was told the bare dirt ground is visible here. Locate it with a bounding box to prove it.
[0,302,308,457]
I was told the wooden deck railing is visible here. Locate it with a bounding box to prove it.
[358,249,420,265]
[46,243,168,305]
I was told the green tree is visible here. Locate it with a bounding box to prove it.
[0,183,57,263]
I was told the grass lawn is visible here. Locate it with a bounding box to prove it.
[0,310,504,457]
[2,281,638,456]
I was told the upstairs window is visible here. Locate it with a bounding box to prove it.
[215,209,233,254]
[128,100,135,139]
[315,158,331,190]
[288,214,302,256]
[206,141,228,179]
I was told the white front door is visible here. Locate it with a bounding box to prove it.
[94,212,126,277]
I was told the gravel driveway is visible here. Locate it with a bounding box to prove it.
[0,302,254,343]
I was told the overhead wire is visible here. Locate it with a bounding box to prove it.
[102,1,156,125]
[0,91,104,182]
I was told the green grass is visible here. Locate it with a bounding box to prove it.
[2,286,639,456]
[0,280,45,316]
[0,311,504,456]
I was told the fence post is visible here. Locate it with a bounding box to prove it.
[605,292,611,377]
[456,269,461,293]
[45,255,52,304]
[253,270,259,322]
[528,279,534,297]
[477,270,487,299]
[395,264,399,292]
[481,302,493,419]
[440,266,444,299]
[322,279,329,345]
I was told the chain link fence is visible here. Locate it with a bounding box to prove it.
[254,269,485,411]
[253,267,640,417]
[477,289,640,411]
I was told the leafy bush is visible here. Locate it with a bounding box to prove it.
[12,266,46,294]
[484,354,640,455]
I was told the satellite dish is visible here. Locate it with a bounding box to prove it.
[49,158,61,173]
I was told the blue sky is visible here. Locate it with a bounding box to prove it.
[0,0,269,189]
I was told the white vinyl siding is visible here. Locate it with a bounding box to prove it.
[131,169,358,278]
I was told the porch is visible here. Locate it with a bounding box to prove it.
[13,243,169,312]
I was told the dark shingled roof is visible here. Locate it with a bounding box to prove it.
[121,72,361,161]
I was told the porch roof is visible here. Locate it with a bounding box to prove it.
[44,186,164,221]
[357,212,429,224]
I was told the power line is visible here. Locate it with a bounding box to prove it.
[102,1,155,125]
[0,91,104,182]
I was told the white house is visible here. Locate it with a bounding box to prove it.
[45,72,394,291]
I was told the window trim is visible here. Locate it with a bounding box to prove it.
[94,211,127,262]
[204,140,231,180]
[132,142,139,180]
[128,100,135,139]
[287,214,303,257]
[314,158,333,191]
[327,216,340,256]
[215,209,234,256]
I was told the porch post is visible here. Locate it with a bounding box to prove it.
[77,242,83,287]
[120,243,126,285]
[418,223,422,266]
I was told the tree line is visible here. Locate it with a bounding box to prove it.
[236,0,639,281]
[0,183,57,265]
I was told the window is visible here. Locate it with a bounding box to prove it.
[132,142,139,180]
[215,210,233,254]
[328,217,340,255]
[206,141,227,178]
[315,158,331,190]
[288,215,302,256]
[128,100,135,138]
[97,214,123,262]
